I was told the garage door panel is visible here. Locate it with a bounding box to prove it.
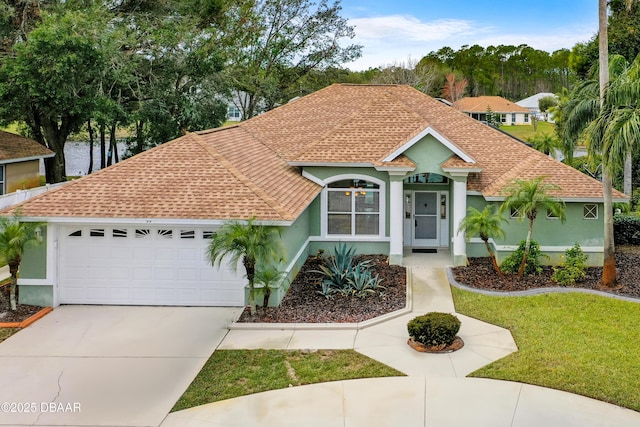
[58,226,245,306]
[133,247,154,260]
[154,267,177,280]
[178,268,198,281]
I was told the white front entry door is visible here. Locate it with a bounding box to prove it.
[413,191,439,247]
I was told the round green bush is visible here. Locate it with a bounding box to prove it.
[407,312,461,347]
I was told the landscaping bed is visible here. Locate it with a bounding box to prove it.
[0,303,44,324]
[237,255,406,323]
[452,245,640,298]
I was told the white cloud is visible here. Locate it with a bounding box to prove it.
[349,15,482,42]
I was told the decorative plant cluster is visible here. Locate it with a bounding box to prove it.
[552,243,588,286]
[314,243,384,299]
[500,240,548,276]
[407,312,461,348]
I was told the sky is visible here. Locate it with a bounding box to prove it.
[339,0,599,70]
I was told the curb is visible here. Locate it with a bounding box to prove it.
[229,267,413,331]
[0,306,53,328]
[445,267,640,304]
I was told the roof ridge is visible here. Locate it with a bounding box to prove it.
[379,88,434,161]
[189,132,294,221]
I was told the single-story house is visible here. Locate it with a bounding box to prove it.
[0,130,54,194]
[456,96,531,125]
[10,84,625,308]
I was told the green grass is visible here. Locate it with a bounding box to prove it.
[500,121,555,141]
[0,328,19,343]
[172,349,404,412]
[452,287,640,411]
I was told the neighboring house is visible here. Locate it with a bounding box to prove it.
[0,130,54,195]
[516,92,557,121]
[455,96,531,125]
[10,84,625,308]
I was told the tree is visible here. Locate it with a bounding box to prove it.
[371,58,439,94]
[529,132,559,156]
[538,96,558,120]
[457,206,507,275]
[500,177,566,278]
[485,106,502,128]
[442,72,468,103]
[223,0,362,119]
[0,7,111,183]
[255,265,288,308]
[0,212,42,311]
[207,218,285,314]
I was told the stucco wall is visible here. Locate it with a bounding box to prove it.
[464,195,605,266]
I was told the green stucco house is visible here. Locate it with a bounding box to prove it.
[11,84,626,307]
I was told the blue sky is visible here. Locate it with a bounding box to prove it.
[339,0,598,70]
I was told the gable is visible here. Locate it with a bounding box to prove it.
[402,134,459,176]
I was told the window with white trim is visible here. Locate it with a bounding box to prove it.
[546,209,559,219]
[510,206,524,219]
[326,179,381,236]
[583,204,598,219]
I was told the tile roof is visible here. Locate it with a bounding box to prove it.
[0,130,54,161]
[9,84,623,221]
[455,96,531,114]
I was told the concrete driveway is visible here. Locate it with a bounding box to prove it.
[0,305,242,427]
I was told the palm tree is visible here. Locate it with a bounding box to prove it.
[595,0,636,287]
[529,132,559,156]
[207,217,284,314]
[457,206,507,275]
[500,177,566,278]
[254,265,288,308]
[0,212,43,311]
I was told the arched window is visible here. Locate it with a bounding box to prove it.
[324,177,383,236]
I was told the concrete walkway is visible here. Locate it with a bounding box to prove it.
[161,266,640,427]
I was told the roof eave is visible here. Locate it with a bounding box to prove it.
[289,161,374,167]
[22,216,296,226]
[0,153,55,165]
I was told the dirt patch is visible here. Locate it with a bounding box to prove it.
[451,245,640,298]
[237,255,407,323]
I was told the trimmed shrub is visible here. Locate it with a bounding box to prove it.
[613,213,640,245]
[407,312,461,347]
[552,243,588,286]
[500,240,548,275]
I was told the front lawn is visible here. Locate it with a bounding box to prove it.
[172,349,404,412]
[452,288,640,411]
[500,121,555,141]
[0,328,19,343]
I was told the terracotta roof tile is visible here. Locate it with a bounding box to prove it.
[0,130,54,161]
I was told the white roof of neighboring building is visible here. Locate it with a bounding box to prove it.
[516,93,557,110]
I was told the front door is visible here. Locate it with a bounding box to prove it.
[413,191,439,247]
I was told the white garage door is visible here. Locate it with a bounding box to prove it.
[58,225,245,306]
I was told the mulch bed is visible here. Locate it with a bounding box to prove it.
[452,245,640,299]
[0,303,44,324]
[238,255,407,323]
